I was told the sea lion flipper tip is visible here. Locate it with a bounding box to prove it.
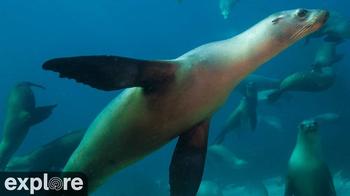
[29,104,57,126]
[43,56,178,91]
[169,120,210,196]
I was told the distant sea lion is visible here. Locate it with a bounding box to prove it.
[197,181,223,196]
[43,9,328,194]
[306,11,350,44]
[285,120,336,196]
[207,144,248,170]
[219,0,238,19]
[312,42,344,70]
[309,112,340,126]
[236,74,281,94]
[213,82,258,144]
[0,82,57,170]
[6,130,85,172]
[267,67,335,103]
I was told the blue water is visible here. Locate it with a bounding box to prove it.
[0,0,349,195]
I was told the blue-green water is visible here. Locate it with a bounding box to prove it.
[0,1,349,195]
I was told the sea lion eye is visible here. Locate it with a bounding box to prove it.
[297,9,308,18]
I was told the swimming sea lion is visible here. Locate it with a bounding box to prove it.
[219,0,238,19]
[236,74,281,94]
[267,67,335,103]
[6,129,85,172]
[285,120,336,196]
[312,42,344,70]
[197,181,223,196]
[43,9,328,194]
[306,11,350,44]
[213,82,258,144]
[309,112,340,126]
[0,82,57,170]
[207,144,248,170]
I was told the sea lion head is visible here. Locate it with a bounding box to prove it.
[267,9,329,43]
[298,120,319,143]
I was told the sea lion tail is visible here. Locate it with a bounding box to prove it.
[267,89,283,103]
[21,82,46,90]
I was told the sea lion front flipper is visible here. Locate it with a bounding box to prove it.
[29,105,57,126]
[169,120,210,196]
[43,56,178,91]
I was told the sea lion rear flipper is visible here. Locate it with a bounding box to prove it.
[169,120,210,196]
[29,105,57,126]
[43,56,178,91]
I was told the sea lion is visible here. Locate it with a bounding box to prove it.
[219,0,238,19]
[267,67,335,103]
[306,11,350,44]
[6,129,85,172]
[213,82,258,144]
[309,112,340,126]
[43,9,328,194]
[0,82,57,170]
[236,74,281,94]
[197,181,223,196]
[285,120,336,196]
[312,42,344,70]
[207,144,248,170]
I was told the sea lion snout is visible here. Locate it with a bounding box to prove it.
[319,10,329,25]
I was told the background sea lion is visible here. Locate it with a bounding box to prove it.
[285,120,336,196]
[43,9,328,194]
[0,82,56,170]
[213,82,258,144]
[219,0,238,19]
[236,74,281,94]
[306,11,350,44]
[267,67,335,103]
[6,129,85,172]
[207,144,248,170]
[309,112,340,126]
[312,42,344,70]
[197,181,223,196]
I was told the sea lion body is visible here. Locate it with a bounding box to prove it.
[6,130,84,171]
[236,74,280,94]
[208,144,247,170]
[0,82,56,170]
[268,67,335,102]
[43,9,329,193]
[285,120,336,196]
[312,42,343,70]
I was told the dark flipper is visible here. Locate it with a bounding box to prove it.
[29,105,57,126]
[267,89,283,103]
[18,82,46,90]
[169,120,210,196]
[324,35,344,44]
[43,56,178,91]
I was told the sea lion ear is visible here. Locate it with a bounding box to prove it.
[272,16,284,24]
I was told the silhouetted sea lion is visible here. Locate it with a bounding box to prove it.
[0,82,56,170]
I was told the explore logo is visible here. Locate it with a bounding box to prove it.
[0,172,87,196]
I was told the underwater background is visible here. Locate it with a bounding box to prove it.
[0,0,349,195]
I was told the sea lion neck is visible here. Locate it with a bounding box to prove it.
[294,132,322,160]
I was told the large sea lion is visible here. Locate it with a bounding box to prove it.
[6,129,85,172]
[213,82,258,144]
[0,82,57,170]
[267,67,335,103]
[312,42,344,70]
[285,120,336,196]
[43,9,328,194]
